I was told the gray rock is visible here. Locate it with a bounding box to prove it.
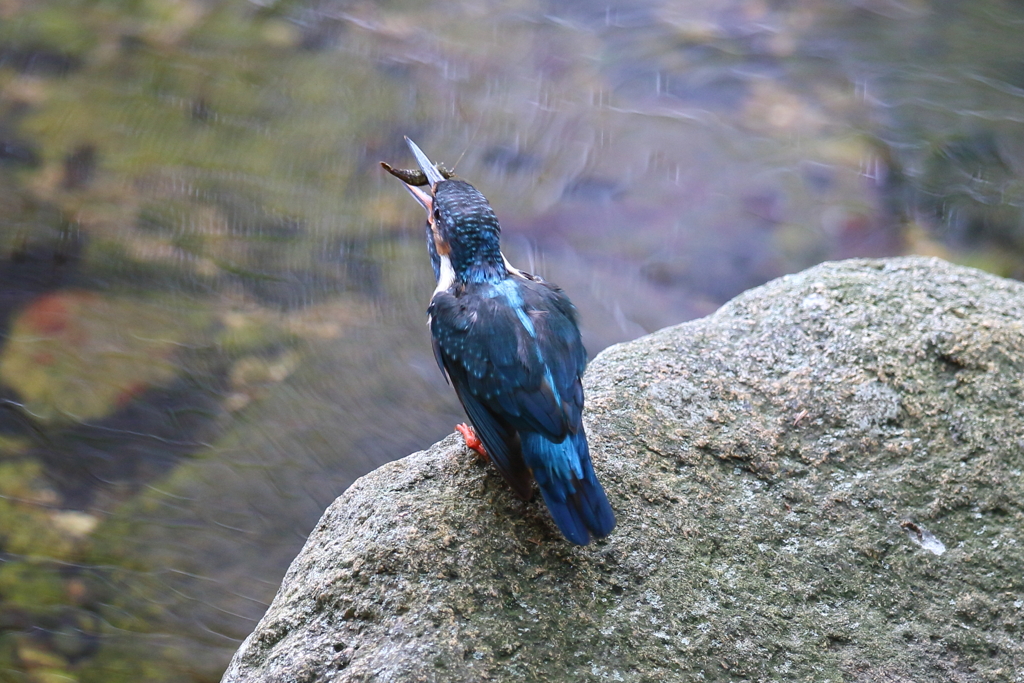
[222,257,1024,682]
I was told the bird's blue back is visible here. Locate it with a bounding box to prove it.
[429,270,615,544]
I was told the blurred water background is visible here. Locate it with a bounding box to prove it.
[1,0,1023,680]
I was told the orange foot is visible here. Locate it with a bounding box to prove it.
[455,423,488,461]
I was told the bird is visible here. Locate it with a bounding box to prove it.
[383,137,615,546]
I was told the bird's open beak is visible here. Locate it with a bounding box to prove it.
[405,137,446,186]
[403,181,433,213]
[381,138,455,256]
[390,137,446,214]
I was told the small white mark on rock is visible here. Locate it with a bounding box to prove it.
[801,292,829,310]
[901,520,946,555]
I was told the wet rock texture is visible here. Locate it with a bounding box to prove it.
[223,257,1024,682]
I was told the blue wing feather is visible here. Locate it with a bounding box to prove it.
[522,428,615,545]
[430,278,585,436]
[454,382,533,500]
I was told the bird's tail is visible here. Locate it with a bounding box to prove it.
[520,428,615,545]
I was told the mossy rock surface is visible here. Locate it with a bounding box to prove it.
[222,257,1024,682]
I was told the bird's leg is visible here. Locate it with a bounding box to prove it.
[455,423,489,461]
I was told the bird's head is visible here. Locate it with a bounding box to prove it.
[384,138,505,286]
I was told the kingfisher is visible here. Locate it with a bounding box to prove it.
[383,138,615,546]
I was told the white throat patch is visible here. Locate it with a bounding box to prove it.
[434,254,456,295]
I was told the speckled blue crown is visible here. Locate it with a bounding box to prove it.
[433,179,503,280]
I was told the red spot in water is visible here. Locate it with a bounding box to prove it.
[31,351,56,366]
[21,294,71,335]
[115,381,148,407]
[837,212,903,259]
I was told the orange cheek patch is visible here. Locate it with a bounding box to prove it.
[431,220,451,255]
